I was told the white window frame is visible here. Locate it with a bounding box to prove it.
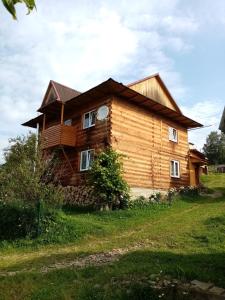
[170,160,180,178]
[80,149,94,171]
[83,110,96,129]
[168,127,178,143]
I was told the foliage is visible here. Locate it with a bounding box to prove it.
[0,133,63,208]
[203,131,225,164]
[179,186,199,197]
[0,133,64,239]
[88,148,130,209]
[1,173,225,298]
[129,193,163,209]
[2,0,36,19]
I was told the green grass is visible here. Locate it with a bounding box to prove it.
[0,174,225,299]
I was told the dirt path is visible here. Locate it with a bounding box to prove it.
[0,243,147,277]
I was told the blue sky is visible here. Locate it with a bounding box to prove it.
[0,0,224,162]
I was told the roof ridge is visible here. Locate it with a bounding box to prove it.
[127,73,159,87]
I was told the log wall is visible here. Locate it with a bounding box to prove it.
[110,96,190,189]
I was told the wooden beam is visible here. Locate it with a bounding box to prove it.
[61,146,74,173]
[61,103,64,125]
[43,114,46,130]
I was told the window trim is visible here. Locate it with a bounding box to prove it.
[168,127,178,143]
[83,110,96,129]
[80,149,95,171]
[170,160,180,178]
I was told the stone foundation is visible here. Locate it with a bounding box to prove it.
[130,187,167,199]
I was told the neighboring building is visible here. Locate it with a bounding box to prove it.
[216,165,225,173]
[23,74,206,196]
[219,107,225,133]
[188,143,208,185]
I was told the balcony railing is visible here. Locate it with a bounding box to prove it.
[41,124,76,149]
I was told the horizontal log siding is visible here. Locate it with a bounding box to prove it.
[110,96,190,189]
[42,97,112,186]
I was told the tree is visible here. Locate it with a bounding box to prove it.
[88,148,130,210]
[2,0,36,20]
[203,131,225,164]
[0,132,63,207]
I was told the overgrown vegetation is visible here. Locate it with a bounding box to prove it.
[0,174,225,299]
[0,133,64,240]
[88,148,130,210]
[203,131,225,164]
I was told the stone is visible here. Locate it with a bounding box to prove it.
[191,280,214,291]
[209,286,225,296]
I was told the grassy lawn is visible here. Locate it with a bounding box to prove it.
[0,174,225,299]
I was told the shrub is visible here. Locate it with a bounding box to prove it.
[88,148,130,210]
[0,133,64,239]
[178,186,199,197]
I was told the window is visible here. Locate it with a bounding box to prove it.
[83,110,96,129]
[64,119,72,126]
[80,149,94,171]
[168,127,178,142]
[170,160,180,178]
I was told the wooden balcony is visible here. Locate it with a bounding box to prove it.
[41,124,76,149]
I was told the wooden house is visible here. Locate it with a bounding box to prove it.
[23,74,206,197]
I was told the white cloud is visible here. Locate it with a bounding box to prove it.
[0,0,223,162]
[181,100,224,150]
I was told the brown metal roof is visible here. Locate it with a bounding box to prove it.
[51,80,81,102]
[22,114,43,128]
[189,149,208,164]
[65,78,202,128]
[23,78,203,129]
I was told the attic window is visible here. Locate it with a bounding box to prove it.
[169,127,178,143]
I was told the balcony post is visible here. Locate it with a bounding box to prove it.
[61,103,64,125]
[43,114,46,130]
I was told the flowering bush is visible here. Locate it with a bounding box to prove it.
[178,186,199,197]
[166,188,177,203]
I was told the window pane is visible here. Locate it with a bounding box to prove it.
[81,151,87,170]
[171,161,174,176]
[87,150,94,169]
[90,111,96,126]
[175,162,178,176]
[173,129,177,141]
[84,113,89,128]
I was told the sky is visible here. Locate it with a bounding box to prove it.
[0,0,225,162]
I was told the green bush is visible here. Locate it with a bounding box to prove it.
[0,201,37,240]
[88,148,130,210]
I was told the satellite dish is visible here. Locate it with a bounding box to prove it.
[97,105,109,121]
